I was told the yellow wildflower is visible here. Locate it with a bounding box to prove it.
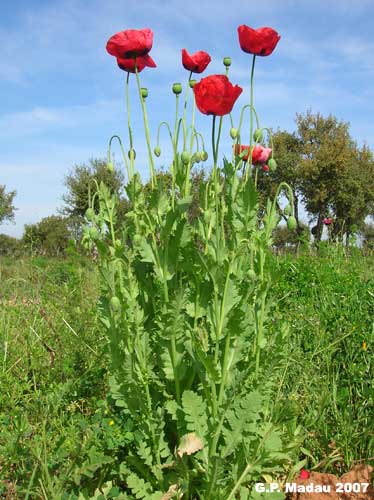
[362,341,367,351]
[109,419,115,426]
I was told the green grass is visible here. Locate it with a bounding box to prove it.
[0,249,373,498]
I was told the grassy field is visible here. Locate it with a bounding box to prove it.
[0,248,373,498]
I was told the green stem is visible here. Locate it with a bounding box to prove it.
[134,66,156,188]
[125,73,135,179]
[245,55,256,181]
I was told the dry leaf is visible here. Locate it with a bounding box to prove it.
[177,432,203,458]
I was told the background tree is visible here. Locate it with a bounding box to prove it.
[62,158,128,220]
[0,185,16,224]
[0,234,21,256]
[22,215,71,256]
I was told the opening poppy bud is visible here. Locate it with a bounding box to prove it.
[107,161,114,172]
[223,57,232,67]
[110,296,121,312]
[141,87,148,98]
[154,146,161,157]
[230,127,238,139]
[287,216,297,231]
[128,149,136,160]
[284,204,292,216]
[268,158,277,171]
[85,208,95,221]
[172,83,182,95]
[189,79,197,88]
[262,165,270,172]
[253,128,263,142]
[201,151,208,161]
[181,151,190,165]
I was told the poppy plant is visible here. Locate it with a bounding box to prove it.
[194,75,242,116]
[323,217,333,225]
[117,54,156,73]
[182,49,211,73]
[106,28,154,58]
[234,144,272,164]
[298,469,311,480]
[238,25,280,57]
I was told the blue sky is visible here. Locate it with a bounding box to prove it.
[1,0,374,237]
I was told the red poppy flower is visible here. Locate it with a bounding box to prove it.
[182,49,211,73]
[323,217,333,225]
[262,165,270,172]
[234,144,272,164]
[193,75,242,116]
[117,54,156,73]
[106,28,153,58]
[238,25,280,57]
[298,469,310,480]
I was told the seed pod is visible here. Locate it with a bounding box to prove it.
[201,151,208,161]
[268,158,277,171]
[110,296,121,312]
[181,151,190,165]
[287,216,297,231]
[154,146,161,157]
[284,204,292,216]
[172,83,182,95]
[107,161,114,172]
[128,149,136,160]
[230,127,238,139]
[223,57,232,67]
[140,87,148,98]
[85,208,95,221]
[189,79,197,88]
[253,128,263,142]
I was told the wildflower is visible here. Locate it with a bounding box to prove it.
[323,217,333,225]
[194,75,242,116]
[108,419,115,426]
[106,28,154,58]
[362,341,367,351]
[238,25,280,57]
[298,469,310,480]
[182,49,211,73]
[116,54,156,73]
[234,144,272,164]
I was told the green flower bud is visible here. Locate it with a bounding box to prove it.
[223,57,232,67]
[128,149,136,160]
[107,161,114,172]
[110,296,121,312]
[284,204,292,216]
[89,227,99,239]
[287,216,297,231]
[230,127,238,139]
[154,146,161,157]
[85,208,95,221]
[268,158,277,171]
[248,269,256,280]
[189,79,197,88]
[115,239,122,250]
[172,83,182,95]
[253,128,263,142]
[140,87,148,98]
[201,151,208,161]
[181,151,190,165]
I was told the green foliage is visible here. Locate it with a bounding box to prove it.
[0,233,22,256]
[0,184,16,224]
[22,215,72,256]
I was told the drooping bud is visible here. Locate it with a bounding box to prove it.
[223,57,232,67]
[172,83,182,95]
[284,204,292,216]
[140,87,148,98]
[181,151,190,165]
[230,127,238,139]
[154,146,161,157]
[85,208,95,221]
[253,128,263,142]
[189,79,197,88]
[268,158,277,171]
[110,296,121,312]
[287,216,297,231]
[201,151,208,161]
[107,161,114,172]
[262,165,270,172]
[128,149,136,160]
